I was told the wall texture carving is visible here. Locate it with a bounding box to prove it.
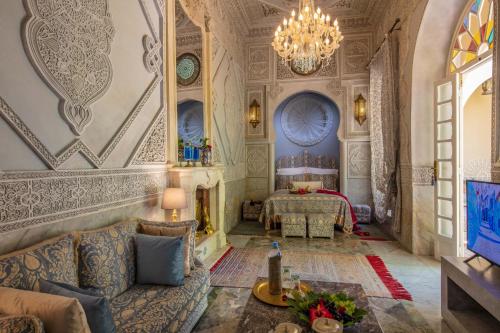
[1,0,164,170]
[347,141,371,178]
[0,169,166,233]
[129,110,166,166]
[0,0,166,244]
[341,35,371,76]
[246,144,269,178]
[276,52,339,80]
[411,166,434,186]
[248,45,271,82]
[23,0,115,135]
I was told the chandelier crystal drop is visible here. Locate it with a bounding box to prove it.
[272,0,343,74]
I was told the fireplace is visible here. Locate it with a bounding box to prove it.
[167,165,226,261]
[195,187,214,238]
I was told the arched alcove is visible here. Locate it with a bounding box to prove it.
[177,99,204,144]
[273,91,341,190]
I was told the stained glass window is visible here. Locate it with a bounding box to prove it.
[450,0,494,72]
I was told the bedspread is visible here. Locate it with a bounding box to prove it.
[259,190,353,233]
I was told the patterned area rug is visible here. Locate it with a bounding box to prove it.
[210,248,412,300]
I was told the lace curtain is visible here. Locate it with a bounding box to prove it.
[369,36,401,231]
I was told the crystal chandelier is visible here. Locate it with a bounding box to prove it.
[272,0,343,74]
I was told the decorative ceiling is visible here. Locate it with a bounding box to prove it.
[175,0,385,38]
[235,0,385,34]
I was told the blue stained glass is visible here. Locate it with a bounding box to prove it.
[488,30,495,44]
[464,15,469,27]
[471,2,479,13]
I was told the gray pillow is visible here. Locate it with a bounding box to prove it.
[135,234,185,286]
[39,279,116,333]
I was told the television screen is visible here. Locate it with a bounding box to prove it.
[466,180,500,265]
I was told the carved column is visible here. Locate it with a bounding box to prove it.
[492,0,500,181]
[166,0,178,165]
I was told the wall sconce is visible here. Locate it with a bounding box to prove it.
[354,94,367,126]
[249,99,261,128]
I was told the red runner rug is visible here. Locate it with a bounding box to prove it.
[365,255,413,301]
[210,246,234,273]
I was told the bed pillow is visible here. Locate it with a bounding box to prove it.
[0,287,90,333]
[292,181,323,190]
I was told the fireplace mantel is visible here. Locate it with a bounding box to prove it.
[167,165,226,261]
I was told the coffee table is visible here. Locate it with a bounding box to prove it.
[237,278,383,332]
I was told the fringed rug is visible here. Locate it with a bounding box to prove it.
[210,247,412,301]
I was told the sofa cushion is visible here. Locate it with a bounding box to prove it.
[0,233,78,291]
[139,220,198,271]
[0,287,90,333]
[139,222,194,276]
[77,221,138,299]
[136,234,185,286]
[39,279,116,333]
[0,314,45,333]
[110,265,210,333]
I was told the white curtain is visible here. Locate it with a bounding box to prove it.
[369,36,401,231]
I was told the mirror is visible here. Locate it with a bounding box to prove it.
[176,0,204,159]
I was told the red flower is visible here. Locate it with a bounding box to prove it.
[309,300,333,324]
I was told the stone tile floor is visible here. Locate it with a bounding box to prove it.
[194,222,452,333]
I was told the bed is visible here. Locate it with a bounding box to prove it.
[259,151,354,233]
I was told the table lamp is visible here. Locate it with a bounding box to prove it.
[161,188,187,222]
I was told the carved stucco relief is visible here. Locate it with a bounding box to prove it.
[248,45,271,82]
[246,144,268,178]
[212,46,246,182]
[129,110,166,166]
[3,0,165,170]
[276,51,339,80]
[347,141,371,178]
[341,35,371,76]
[0,169,166,233]
[23,0,115,135]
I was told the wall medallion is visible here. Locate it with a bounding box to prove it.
[176,53,201,86]
[281,95,334,146]
[23,0,115,135]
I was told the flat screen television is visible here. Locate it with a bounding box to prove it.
[466,180,500,265]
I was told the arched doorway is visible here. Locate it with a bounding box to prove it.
[273,92,341,190]
[414,0,494,258]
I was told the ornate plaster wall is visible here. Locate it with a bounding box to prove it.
[0,0,167,253]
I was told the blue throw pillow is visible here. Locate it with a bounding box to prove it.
[135,234,185,286]
[39,279,116,333]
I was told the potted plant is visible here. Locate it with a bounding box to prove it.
[287,290,367,329]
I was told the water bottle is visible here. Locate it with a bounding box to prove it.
[268,241,282,295]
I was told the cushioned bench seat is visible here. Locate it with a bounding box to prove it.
[111,264,210,333]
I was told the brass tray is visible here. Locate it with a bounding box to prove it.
[252,280,311,307]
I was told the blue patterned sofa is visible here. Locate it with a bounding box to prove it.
[0,220,210,333]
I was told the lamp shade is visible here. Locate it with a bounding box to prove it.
[161,188,187,210]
